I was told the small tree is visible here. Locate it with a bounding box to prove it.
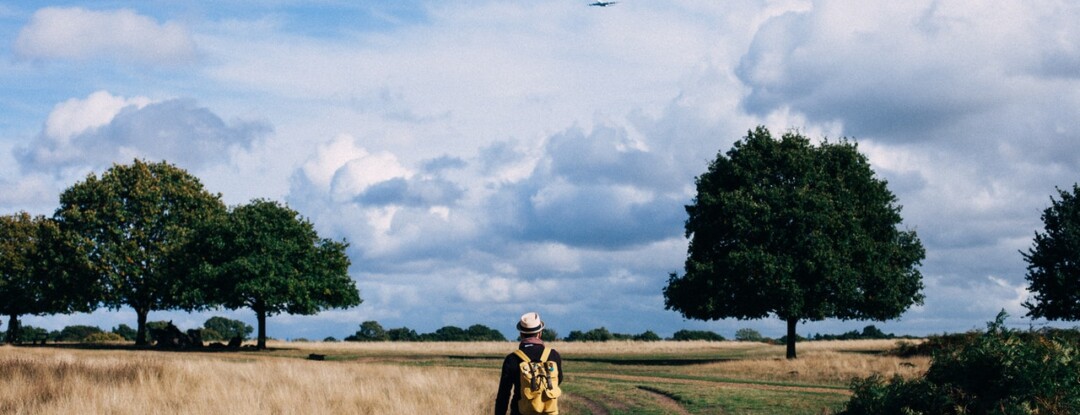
[203,316,253,341]
[423,326,467,341]
[566,327,614,342]
[386,327,419,341]
[346,320,389,341]
[193,199,360,349]
[633,330,662,341]
[664,127,925,359]
[466,324,507,341]
[1023,184,1080,321]
[735,328,764,342]
[541,328,559,341]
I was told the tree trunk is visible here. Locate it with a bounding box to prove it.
[786,317,798,360]
[256,306,267,350]
[135,308,149,346]
[5,314,18,344]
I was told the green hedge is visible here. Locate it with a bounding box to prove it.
[841,312,1080,415]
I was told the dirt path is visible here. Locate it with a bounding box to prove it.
[637,385,692,415]
[578,372,851,396]
[566,392,609,415]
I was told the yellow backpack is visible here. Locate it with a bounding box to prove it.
[513,348,561,415]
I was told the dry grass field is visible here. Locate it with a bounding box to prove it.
[0,339,926,414]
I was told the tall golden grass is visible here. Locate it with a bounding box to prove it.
[0,345,494,414]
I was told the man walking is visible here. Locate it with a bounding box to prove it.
[495,312,564,415]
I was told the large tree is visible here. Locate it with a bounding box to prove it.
[664,127,925,359]
[1023,184,1080,320]
[55,159,226,345]
[0,212,97,343]
[193,199,360,349]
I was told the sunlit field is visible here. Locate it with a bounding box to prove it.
[1,339,927,414]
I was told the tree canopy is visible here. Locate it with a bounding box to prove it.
[54,159,226,345]
[1023,184,1080,321]
[664,127,925,358]
[1,212,96,343]
[193,199,361,349]
[1,212,46,343]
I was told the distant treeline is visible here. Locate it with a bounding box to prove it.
[6,318,916,345]
[333,321,908,343]
[5,316,254,344]
[778,325,919,344]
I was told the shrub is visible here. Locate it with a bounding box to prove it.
[386,327,419,341]
[734,328,763,342]
[565,327,614,342]
[541,328,559,341]
[11,325,51,343]
[346,320,390,342]
[465,324,507,341]
[83,332,126,343]
[203,317,253,341]
[57,325,104,342]
[633,330,662,341]
[111,324,138,341]
[672,329,725,341]
[840,311,1080,415]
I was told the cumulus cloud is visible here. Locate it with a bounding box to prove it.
[44,91,152,142]
[14,7,196,65]
[489,124,690,249]
[18,92,269,174]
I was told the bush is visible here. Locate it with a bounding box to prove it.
[566,327,614,342]
[892,331,980,357]
[840,311,1080,414]
[83,332,126,343]
[346,320,390,342]
[810,325,902,341]
[111,324,138,341]
[386,327,419,341]
[10,325,51,343]
[633,330,662,341]
[541,328,559,341]
[57,325,104,342]
[735,328,763,342]
[203,317,253,341]
[672,329,725,341]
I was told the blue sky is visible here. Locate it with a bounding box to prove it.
[3,1,1080,341]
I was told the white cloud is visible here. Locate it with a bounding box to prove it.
[19,92,267,174]
[15,7,196,65]
[44,91,152,142]
[298,134,413,202]
[457,274,514,303]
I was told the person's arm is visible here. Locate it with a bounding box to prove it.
[494,355,515,415]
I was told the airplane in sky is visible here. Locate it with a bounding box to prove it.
[589,1,618,6]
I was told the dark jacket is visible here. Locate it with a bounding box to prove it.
[494,340,564,415]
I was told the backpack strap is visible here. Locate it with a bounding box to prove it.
[513,347,551,363]
[513,349,530,363]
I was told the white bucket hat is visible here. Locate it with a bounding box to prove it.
[517,312,544,334]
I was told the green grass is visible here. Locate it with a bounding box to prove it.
[252,340,899,414]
